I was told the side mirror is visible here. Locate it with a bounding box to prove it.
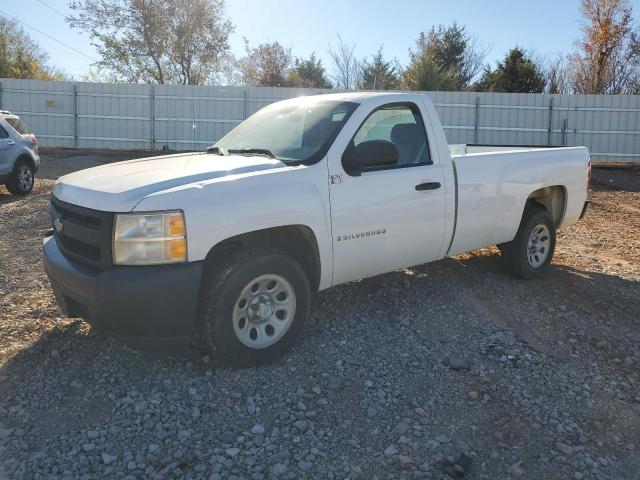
[342,140,399,176]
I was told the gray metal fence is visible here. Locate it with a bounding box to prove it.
[1,78,639,162]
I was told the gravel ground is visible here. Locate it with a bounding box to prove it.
[0,151,639,480]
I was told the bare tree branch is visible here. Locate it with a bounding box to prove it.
[328,35,361,90]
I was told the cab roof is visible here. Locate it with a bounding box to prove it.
[281,91,423,105]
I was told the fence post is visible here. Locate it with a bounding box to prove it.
[150,85,155,150]
[547,97,554,146]
[191,87,196,151]
[474,96,480,144]
[73,83,78,148]
[243,89,248,119]
[0,80,3,109]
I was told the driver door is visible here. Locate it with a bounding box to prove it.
[328,102,447,285]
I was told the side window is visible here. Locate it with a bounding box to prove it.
[5,117,30,135]
[352,104,431,167]
[0,126,9,139]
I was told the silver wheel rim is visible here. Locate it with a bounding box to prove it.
[527,223,551,268]
[232,274,296,349]
[17,165,33,191]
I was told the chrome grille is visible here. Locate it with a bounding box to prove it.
[50,196,114,269]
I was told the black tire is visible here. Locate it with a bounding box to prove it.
[199,248,311,367]
[6,159,35,196]
[500,206,556,280]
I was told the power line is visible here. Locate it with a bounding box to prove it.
[33,0,67,19]
[0,8,98,63]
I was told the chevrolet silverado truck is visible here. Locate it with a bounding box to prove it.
[43,92,590,366]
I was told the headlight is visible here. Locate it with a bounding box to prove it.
[113,211,187,265]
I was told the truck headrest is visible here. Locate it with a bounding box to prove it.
[390,123,423,146]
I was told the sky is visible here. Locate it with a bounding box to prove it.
[2,0,640,80]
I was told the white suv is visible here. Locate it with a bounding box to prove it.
[0,111,40,195]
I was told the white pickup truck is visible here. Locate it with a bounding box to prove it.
[43,92,590,366]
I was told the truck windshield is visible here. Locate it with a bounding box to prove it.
[212,100,358,164]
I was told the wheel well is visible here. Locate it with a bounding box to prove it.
[525,186,566,227]
[15,154,35,172]
[203,225,321,292]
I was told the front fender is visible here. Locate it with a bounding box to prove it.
[133,163,334,289]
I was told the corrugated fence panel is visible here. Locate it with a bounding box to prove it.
[427,91,476,145]
[477,92,549,146]
[550,93,571,148]
[1,78,638,162]
[193,87,240,149]
[0,78,74,146]
[76,82,152,149]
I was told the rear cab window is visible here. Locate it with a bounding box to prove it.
[5,117,30,135]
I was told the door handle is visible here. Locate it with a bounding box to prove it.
[415,182,441,191]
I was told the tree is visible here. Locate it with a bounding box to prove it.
[358,47,400,90]
[546,56,571,94]
[288,53,332,88]
[79,66,120,83]
[328,35,361,89]
[569,0,640,94]
[474,48,546,93]
[403,23,486,91]
[67,0,233,85]
[236,40,292,87]
[0,17,66,80]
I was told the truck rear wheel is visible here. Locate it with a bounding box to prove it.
[500,206,556,279]
[199,249,311,367]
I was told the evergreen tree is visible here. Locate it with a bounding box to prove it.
[475,48,546,93]
[358,47,400,90]
[288,53,332,88]
[403,23,484,91]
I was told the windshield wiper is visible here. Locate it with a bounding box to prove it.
[206,146,225,155]
[227,148,277,159]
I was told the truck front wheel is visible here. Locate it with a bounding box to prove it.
[500,207,556,279]
[199,249,311,367]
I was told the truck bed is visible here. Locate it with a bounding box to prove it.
[447,146,590,256]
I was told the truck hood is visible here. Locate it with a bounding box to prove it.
[52,152,286,211]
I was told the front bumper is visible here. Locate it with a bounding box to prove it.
[43,233,203,339]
